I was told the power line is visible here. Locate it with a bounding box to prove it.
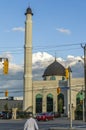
[0,42,84,55]
[0,85,84,95]
[33,42,81,49]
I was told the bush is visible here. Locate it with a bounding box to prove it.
[75,110,83,120]
[17,111,32,119]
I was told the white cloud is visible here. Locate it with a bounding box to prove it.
[56,28,71,34]
[4,27,25,32]
[0,52,84,97]
[1,52,13,62]
[12,27,25,32]
[33,52,53,63]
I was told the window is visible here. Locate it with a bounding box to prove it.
[50,76,56,80]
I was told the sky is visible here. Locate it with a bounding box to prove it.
[0,0,86,64]
[0,0,86,97]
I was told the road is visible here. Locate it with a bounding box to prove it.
[0,117,86,130]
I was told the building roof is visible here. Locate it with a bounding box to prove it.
[43,60,65,77]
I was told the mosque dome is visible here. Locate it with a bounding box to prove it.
[43,59,65,77]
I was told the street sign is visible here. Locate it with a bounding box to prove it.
[61,86,69,90]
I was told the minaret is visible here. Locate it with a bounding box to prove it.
[23,7,33,112]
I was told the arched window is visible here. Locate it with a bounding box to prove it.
[76,91,84,111]
[58,93,64,114]
[36,94,42,113]
[47,94,53,112]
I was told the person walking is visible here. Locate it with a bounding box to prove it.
[24,113,39,130]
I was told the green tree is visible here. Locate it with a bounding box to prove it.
[58,98,63,113]
[4,103,8,111]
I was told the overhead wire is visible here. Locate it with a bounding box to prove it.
[0,42,84,96]
[0,85,84,94]
[0,42,84,51]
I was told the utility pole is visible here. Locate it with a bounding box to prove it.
[81,44,86,122]
[68,66,72,128]
[82,85,85,121]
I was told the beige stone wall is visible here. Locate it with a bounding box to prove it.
[32,80,59,114]
[71,78,84,86]
[32,77,84,114]
[71,78,84,108]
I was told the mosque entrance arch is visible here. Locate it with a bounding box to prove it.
[76,91,84,111]
[36,94,42,113]
[58,93,64,114]
[76,91,84,119]
[47,94,53,112]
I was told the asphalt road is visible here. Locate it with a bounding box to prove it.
[0,117,86,130]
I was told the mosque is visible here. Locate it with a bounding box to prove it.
[23,7,84,117]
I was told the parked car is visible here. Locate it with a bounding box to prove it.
[49,112,60,118]
[0,112,4,119]
[0,111,8,119]
[36,112,54,121]
[0,111,12,119]
[54,112,60,118]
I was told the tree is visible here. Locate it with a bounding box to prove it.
[4,103,8,111]
[58,98,63,113]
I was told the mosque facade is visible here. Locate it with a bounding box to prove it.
[32,60,84,116]
[23,7,84,117]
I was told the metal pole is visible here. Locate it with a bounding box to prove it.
[81,44,86,122]
[83,85,85,121]
[78,59,85,121]
[68,67,72,128]
[84,44,86,122]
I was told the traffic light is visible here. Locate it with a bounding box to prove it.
[57,87,61,94]
[3,59,9,74]
[65,68,69,79]
[5,90,8,97]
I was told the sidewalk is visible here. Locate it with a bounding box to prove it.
[49,117,86,130]
[49,127,86,130]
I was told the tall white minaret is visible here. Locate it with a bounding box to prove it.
[23,7,33,112]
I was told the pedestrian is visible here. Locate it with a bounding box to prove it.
[24,113,39,130]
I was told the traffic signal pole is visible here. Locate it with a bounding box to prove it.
[84,45,86,122]
[65,67,72,128]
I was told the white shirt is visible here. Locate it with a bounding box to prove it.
[24,117,39,130]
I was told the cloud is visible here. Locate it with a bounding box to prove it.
[5,27,25,32]
[12,27,25,32]
[0,52,84,97]
[56,28,71,34]
[1,52,13,62]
